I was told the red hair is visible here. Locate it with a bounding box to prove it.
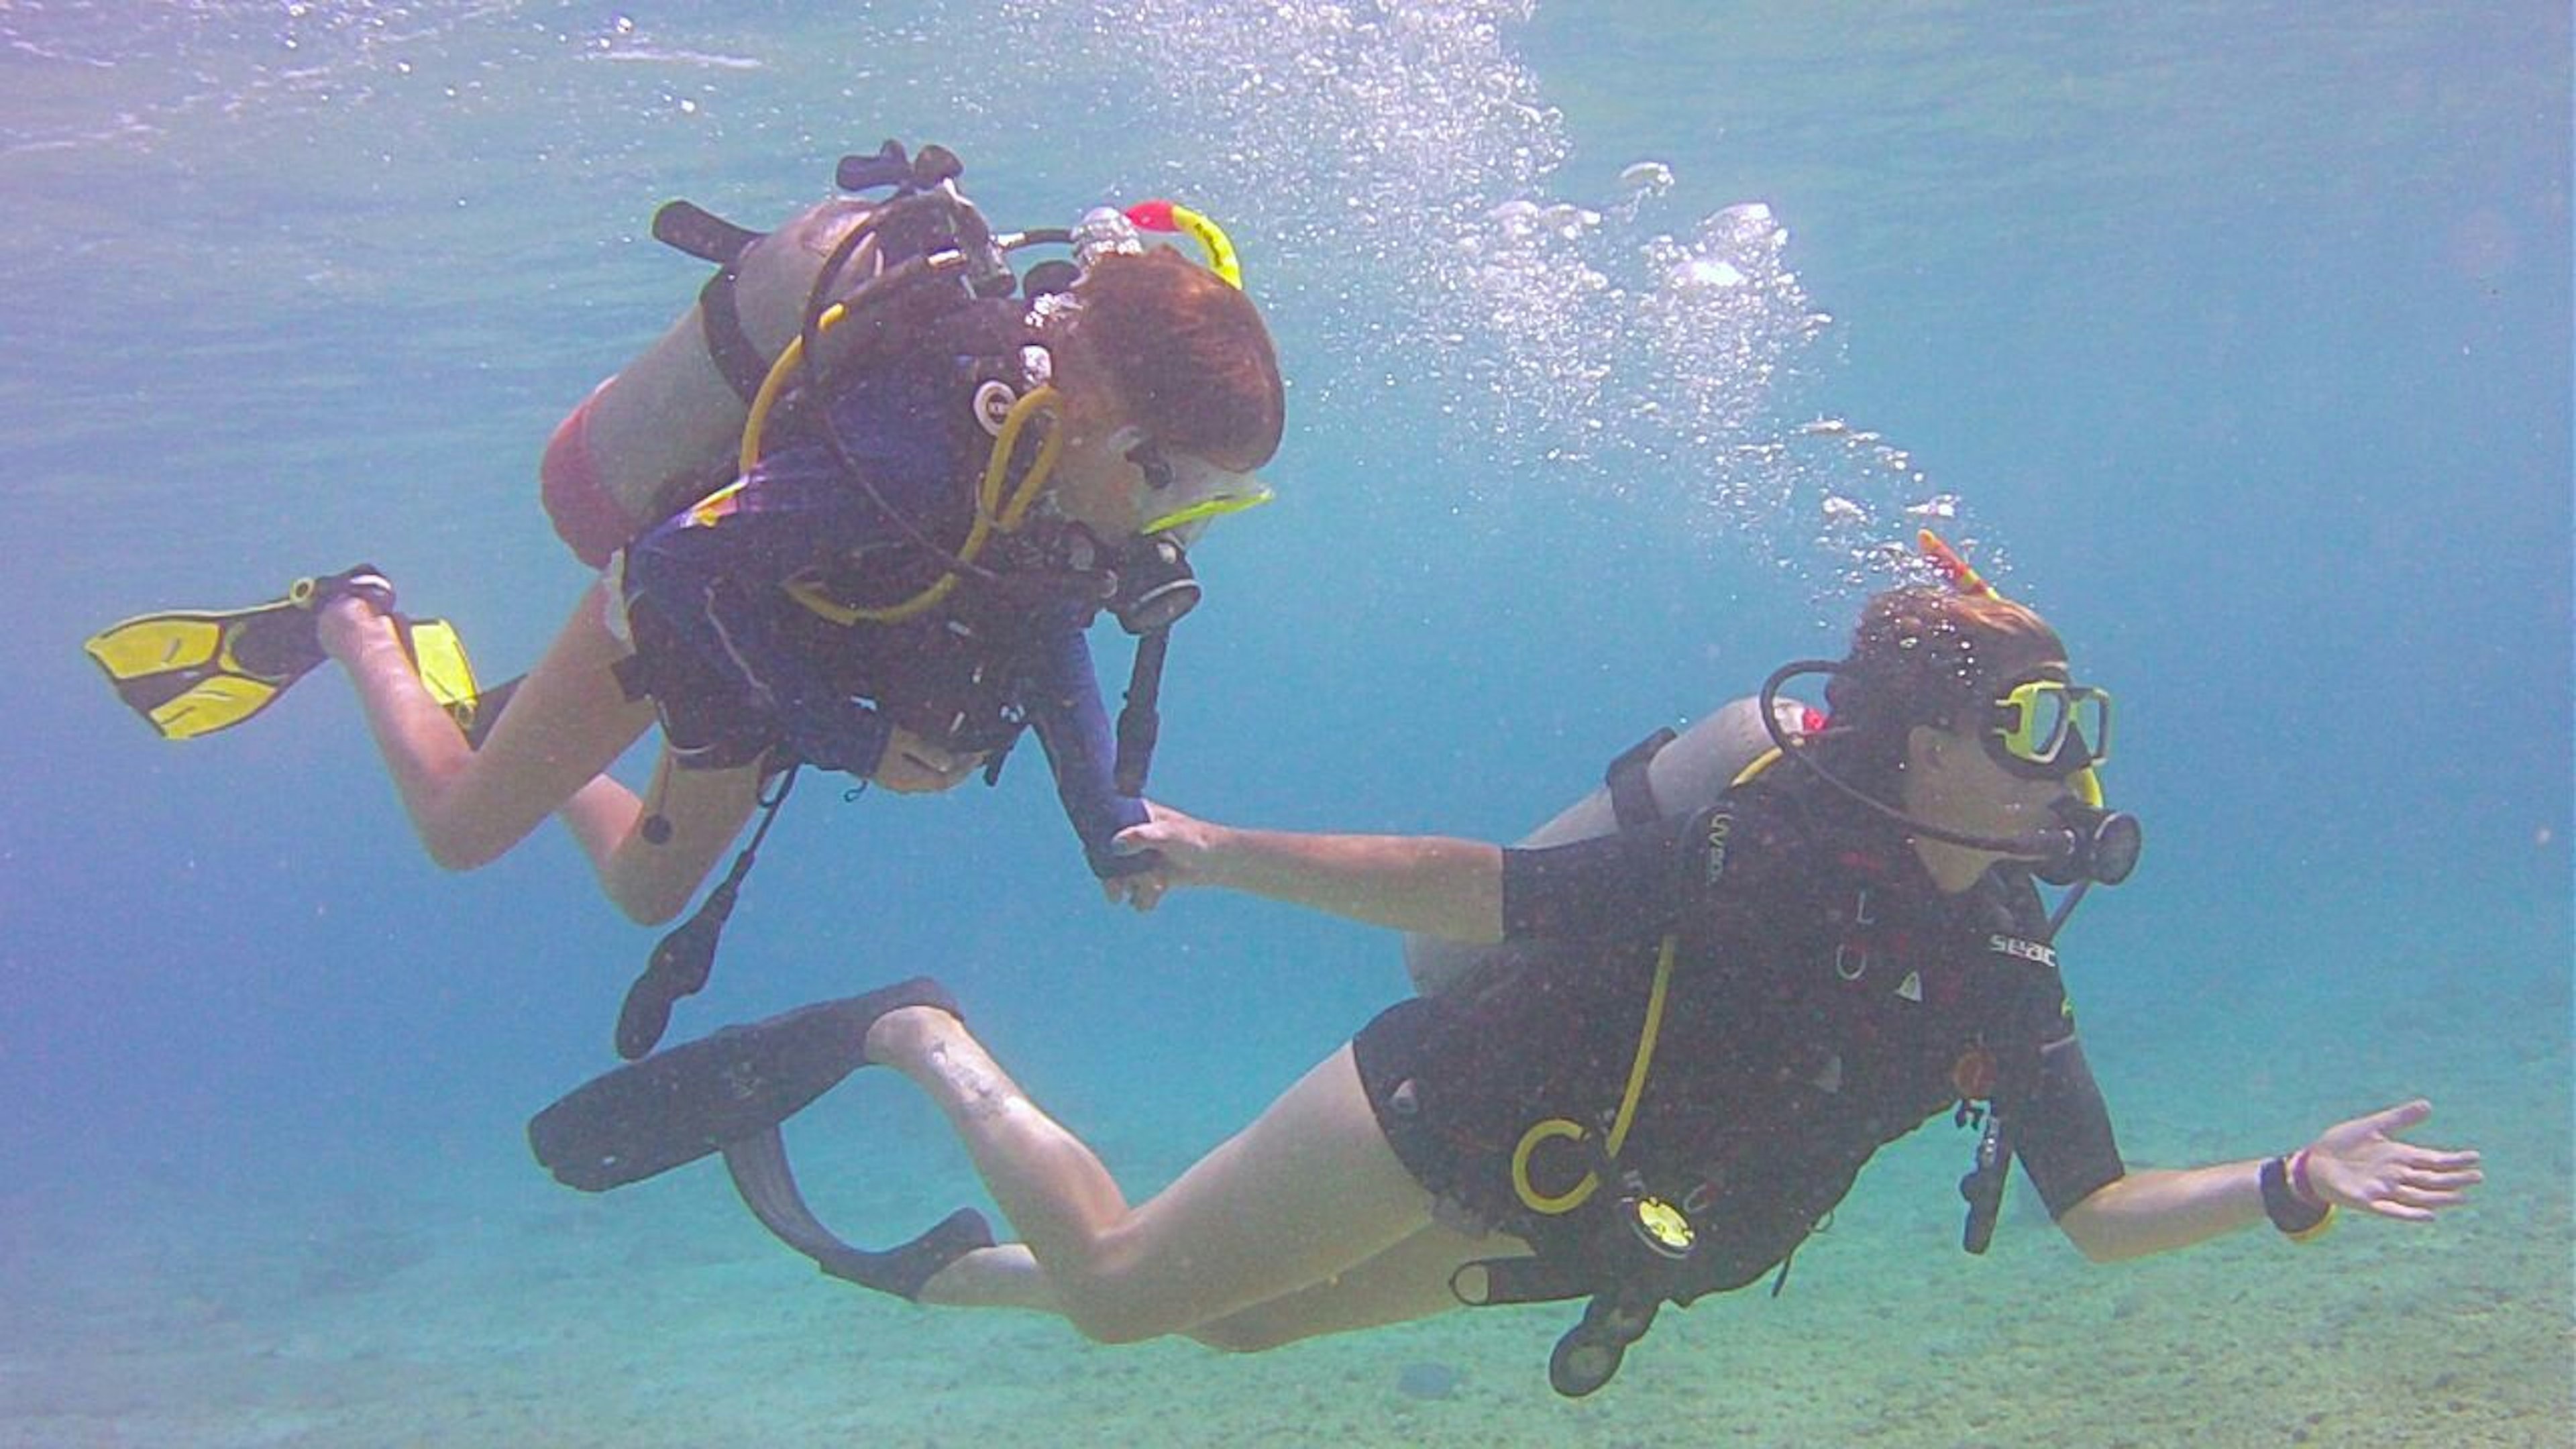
[1064,249,1285,470]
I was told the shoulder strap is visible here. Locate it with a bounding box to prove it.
[1603,727,1678,830]
[696,268,771,407]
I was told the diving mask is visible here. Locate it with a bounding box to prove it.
[1986,677,2112,780]
[1112,428,1275,538]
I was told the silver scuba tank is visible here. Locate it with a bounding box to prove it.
[539,198,882,567]
[1403,694,1811,995]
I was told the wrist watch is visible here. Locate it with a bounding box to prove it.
[2259,1154,2335,1240]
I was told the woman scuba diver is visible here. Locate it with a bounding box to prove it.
[86,142,1285,1057]
[529,570,2480,1396]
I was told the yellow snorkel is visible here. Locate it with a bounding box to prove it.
[1123,199,1243,288]
[1917,527,1996,600]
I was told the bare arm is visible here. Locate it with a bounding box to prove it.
[2055,1159,2267,1261]
[2057,1099,2481,1263]
[1106,802,1505,942]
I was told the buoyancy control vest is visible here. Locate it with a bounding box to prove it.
[1417,700,2102,1398]
[541,142,1044,569]
[753,294,1088,758]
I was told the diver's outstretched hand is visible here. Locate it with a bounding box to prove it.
[2301,1100,2482,1223]
[1104,800,1227,913]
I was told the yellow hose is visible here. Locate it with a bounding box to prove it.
[1510,933,1678,1216]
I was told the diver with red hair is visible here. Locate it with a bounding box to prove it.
[87,143,1284,1057]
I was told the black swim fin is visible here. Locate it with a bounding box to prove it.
[529,977,961,1192]
[723,1128,994,1299]
[529,977,989,1299]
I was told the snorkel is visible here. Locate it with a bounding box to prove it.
[1089,198,1273,792]
[1757,531,2143,910]
[1124,199,1242,287]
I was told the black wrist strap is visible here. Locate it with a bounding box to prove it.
[2259,1155,2332,1236]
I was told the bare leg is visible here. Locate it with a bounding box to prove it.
[868,1010,1442,1344]
[1188,1221,1532,1351]
[321,584,759,922]
[566,748,767,924]
[925,1215,1524,1349]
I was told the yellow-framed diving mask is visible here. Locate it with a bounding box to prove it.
[1986,676,2113,780]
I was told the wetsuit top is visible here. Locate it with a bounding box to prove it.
[617,312,1146,877]
[1350,766,2127,1305]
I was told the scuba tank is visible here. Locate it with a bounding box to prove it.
[541,197,881,568]
[1402,695,1810,995]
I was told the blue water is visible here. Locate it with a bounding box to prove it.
[3,4,2567,1444]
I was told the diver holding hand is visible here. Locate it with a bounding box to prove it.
[531,562,2479,1393]
[86,144,1285,1057]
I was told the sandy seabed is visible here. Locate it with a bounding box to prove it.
[6,999,2567,1449]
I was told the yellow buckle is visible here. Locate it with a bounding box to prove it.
[1631,1196,1696,1258]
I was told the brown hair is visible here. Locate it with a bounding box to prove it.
[1821,586,2067,780]
[1061,248,1285,470]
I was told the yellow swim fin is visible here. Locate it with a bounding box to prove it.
[83,604,295,740]
[398,615,503,745]
[83,567,511,746]
[84,567,388,740]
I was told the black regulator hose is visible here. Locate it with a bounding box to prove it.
[1756,661,2141,888]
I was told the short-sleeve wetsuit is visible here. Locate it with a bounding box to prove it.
[1350,765,2127,1303]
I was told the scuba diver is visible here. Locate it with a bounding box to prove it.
[85,142,1285,1058]
[526,551,2481,1393]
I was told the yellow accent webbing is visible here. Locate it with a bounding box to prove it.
[781,384,1066,626]
[1510,933,1679,1216]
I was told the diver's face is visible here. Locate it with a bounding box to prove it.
[1051,421,1265,543]
[1047,422,1154,535]
[1907,659,2082,832]
[1926,719,2073,826]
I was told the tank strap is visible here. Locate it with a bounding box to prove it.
[696,268,771,407]
[648,199,784,408]
[1603,727,1678,830]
